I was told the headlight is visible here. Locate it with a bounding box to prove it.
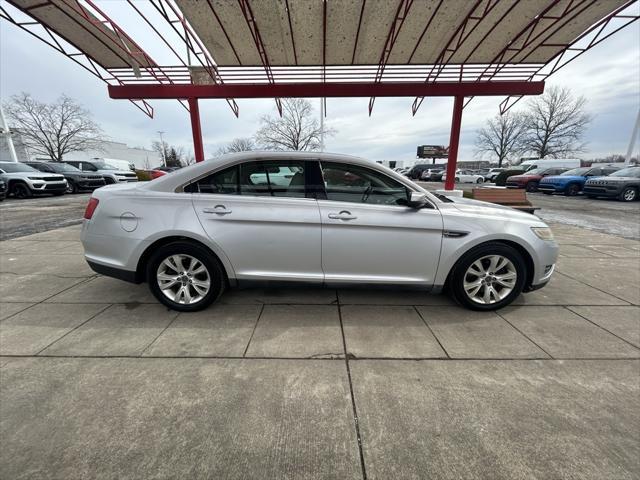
[28,176,43,180]
[531,227,554,241]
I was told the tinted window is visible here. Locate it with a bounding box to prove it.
[321,162,409,206]
[186,160,307,198]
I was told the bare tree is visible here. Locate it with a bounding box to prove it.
[216,137,256,156]
[4,93,105,161]
[151,140,185,167]
[475,112,527,167]
[521,86,591,158]
[255,98,333,151]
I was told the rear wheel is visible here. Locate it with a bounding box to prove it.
[564,183,580,196]
[146,241,225,312]
[10,182,32,199]
[525,181,538,192]
[619,187,637,202]
[476,178,483,184]
[449,242,526,311]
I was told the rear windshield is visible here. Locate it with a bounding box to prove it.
[0,162,38,173]
[609,167,640,178]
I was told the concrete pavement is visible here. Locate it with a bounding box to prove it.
[1,223,639,479]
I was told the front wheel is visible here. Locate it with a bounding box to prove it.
[476,178,483,184]
[525,181,538,192]
[619,187,637,202]
[449,243,526,311]
[146,241,226,312]
[66,180,77,194]
[11,182,32,199]
[564,184,580,196]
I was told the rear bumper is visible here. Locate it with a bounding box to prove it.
[87,260,140,283]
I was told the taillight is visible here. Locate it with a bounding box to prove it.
[84,197,99,219]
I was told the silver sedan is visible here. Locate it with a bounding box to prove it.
[81,152,558,311]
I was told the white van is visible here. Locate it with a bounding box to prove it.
[520,158,582,172]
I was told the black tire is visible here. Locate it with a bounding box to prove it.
[10,182,32,199]
[66,180,77,194]
[525,181,538,192]
[619,187,637,202]
[146,241,226,312]
[448,242,527,311]
[476,178,483,184]
[564,183,580,196]
[454,177,460,182]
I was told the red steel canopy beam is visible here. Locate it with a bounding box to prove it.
[109,81,544,100]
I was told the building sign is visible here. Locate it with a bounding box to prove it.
[417,145,449,158]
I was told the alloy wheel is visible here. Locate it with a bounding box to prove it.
[463,255,517,305]
[623,188,636,201]
[156,254,211,305]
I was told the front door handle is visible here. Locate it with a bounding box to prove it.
[203,205,232,215]
[328,210,357,220]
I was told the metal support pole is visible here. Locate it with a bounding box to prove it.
[444,95,464,191]
[320,98,325,152]
[188,98,205,163]
[625,108,640,166]
[0,104,18,162]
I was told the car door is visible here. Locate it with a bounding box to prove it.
[188,159,323,282]
[317,161,443,286]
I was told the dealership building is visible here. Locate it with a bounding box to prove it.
[0,129,162,169]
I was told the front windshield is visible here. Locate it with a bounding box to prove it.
[92,161,120,170]
[524,167,547,175]
[561,167,590,176]
[50,163,80,172]
[609,167,640,178]
[0,162,38,173]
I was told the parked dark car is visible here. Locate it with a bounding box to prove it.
[506,167,569,192]
[407,163,432,180]
[538,165,621,196]
[494,169,525,186]
[0,178,6,201]
[583,166,640,202]
[24,161,105,193]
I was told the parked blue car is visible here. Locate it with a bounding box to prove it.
[538,165,621,196]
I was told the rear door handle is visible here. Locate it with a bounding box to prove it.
[328,210,357,220]
[203,205,232,215]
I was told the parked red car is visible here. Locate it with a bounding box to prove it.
[150,169,167,179]
[506,167,569,192]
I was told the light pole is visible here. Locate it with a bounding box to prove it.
[0,104,18,162]
[157,130,166,166]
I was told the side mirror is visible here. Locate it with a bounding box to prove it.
[408,191,429,209]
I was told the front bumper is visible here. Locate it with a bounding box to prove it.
[537,183,562,193]
[583,185,621,197]
[28,180,67,194]
[78,179,106,189]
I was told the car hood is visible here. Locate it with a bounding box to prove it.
[508,174,539,181]
[97,169,134,175]
[542,175,583,182]
[440,195,540,223]
[0,171,64,180]
[586,176,634,184]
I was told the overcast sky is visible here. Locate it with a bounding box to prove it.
[1,1,638,163]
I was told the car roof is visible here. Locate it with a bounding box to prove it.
[142,151,424,194]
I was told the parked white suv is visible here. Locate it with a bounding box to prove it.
[63,160,137,184]
[81,152,558,312]
[0,161,67,198]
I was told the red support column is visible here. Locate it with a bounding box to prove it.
[188,97,205,162]
[444,95,464,191]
